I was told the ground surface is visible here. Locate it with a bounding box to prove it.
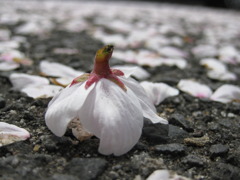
[0,1,240,180]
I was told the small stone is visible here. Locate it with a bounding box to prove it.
[168,125,189,140]
[142,119,169,144]
[218,119,232,128]
[0,96,6,109]
[210,144,229,158]
[182,154,205,167]
[154,143,186,155]
[33,144,41,152]
[184,135,210,147]
[169,113,193,132]
[47,174,79,180]
[64,158,107,180]
[211,163,240,180]
[131,152,166,176]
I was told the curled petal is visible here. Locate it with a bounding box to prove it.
[120,77,168,124]
[79,79,143,156]
[0,122,30,146]
[177,79,213,99]
[211,84,240,103]
[140,81,179,105]
[45,82,95,137]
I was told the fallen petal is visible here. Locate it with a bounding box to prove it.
[140,81,179,105]
[0,122,30,146]
[10,73,49,90]
[211,84,240,103]
[0,61,19,71]
[40,61,84,78]
[177,79,212,98]
[21,85,62,99]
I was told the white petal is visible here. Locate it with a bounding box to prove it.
[211,84,240,103]
[21,85,62,99]
[219,46,240,64]
[45,82,94,137]
[120,77,168,124]
[158,46,186,58]
[0,122,30,146]
[200,58,227,72]
[40,61,84,78]
[79,79,143,156]
[192,45,218,58]
[9,73,49,90]
[146,170,170,180]
[140,81,179,105]
[0,62,19,71]
[112,65,150,79]
[207,70,237,81]
[177,79,213,98]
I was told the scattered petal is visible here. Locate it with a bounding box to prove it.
[10,73,49,90]
[40,61,84,78]
[21,85,62,99]
[158,46,186,58]
[147,170,191,180]
[219,46,240,64]
[140,81,179,105]
[0,122,30,146]
[177,79,213,98]
[211,84,240,103]
[0,61,20,71]
[200,58,237,81]
[192,45,218,58]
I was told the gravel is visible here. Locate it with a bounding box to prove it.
[0,1,240,180]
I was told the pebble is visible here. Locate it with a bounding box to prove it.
[168,125,189,140]
[0,96,6,109]
[47,174,79,180]
[64,158,107,180]
[154,143,186,155]
[211,163,240,180]
[169,113,193,132]
[182,154,205,167]
[142,122,169,144]
[209,144,229,158]
[130,152,166,176]
[184,135,210,147]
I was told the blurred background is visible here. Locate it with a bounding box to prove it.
[109,0,240,9]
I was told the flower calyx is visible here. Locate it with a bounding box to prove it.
[71,45,127,91]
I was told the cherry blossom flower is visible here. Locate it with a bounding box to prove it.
[0,122,30,147]
[45,45,168,156]
[177,79,212,98]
